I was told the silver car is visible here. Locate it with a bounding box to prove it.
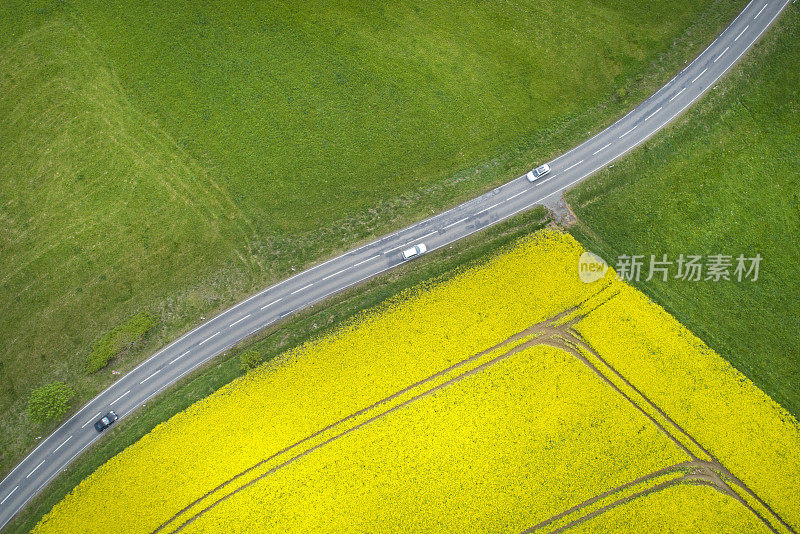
[401,243,428,260]
[526,164,551,182]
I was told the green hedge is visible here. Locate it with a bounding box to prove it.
[85,313,157,374]
[28,382,75,424]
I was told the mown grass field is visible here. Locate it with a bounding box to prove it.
[32,232,800,533]
[0,0,747,476]
[565,7,800,417]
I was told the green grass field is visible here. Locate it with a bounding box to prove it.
[566,7,800,416]
[0,0,746,475]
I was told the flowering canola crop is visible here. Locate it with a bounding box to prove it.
[34,230,800,534]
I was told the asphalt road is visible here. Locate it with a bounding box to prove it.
[0,0,791,528]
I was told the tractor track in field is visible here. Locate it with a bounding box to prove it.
[152,287,794,534]
[523,459,731,533]
[529,290,795,534]
[152,306,585,533]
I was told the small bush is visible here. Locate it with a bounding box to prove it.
[28,382,75,424]
[240,349,263,372]
[85,312,157,374]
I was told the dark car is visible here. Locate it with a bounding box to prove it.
[94,411,118,432]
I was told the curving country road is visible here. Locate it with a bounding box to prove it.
[0,0,791,529]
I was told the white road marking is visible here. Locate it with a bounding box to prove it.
[52,436,72,454]
[169,350,190,365]
[110,390,130,405]
[619,125,638,139]
[506,191,525,201]
[668,87,686,102]
[352,255,380,268]
[322,268,349,281]
[228,314,250,328]
[322,255,379,280]
[691,67,708,83]
[592,143,611,156]
[714,46,730,63]
[443,217,469,230]
[81,412,101,429]
[139,369,161,385]
[644,107,662,121]
[260,298,283,310]
[290,283,314,295]
[198,332,220,345]
[26,460,45,479]
[563,159,585,173]
[1,486,18,505]
[754,3,768,19]
[735,25,749,41]
[476,202,503,216]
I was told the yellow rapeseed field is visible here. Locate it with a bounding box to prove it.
[33,230,800,534]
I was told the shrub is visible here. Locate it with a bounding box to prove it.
[85,313,157,374]
[240,350,263,372]
[28,382,75,424]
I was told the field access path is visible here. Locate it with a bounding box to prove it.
[0,0,791,528]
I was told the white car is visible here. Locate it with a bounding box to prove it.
[401,243,428,260]
[526,163,551,182]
